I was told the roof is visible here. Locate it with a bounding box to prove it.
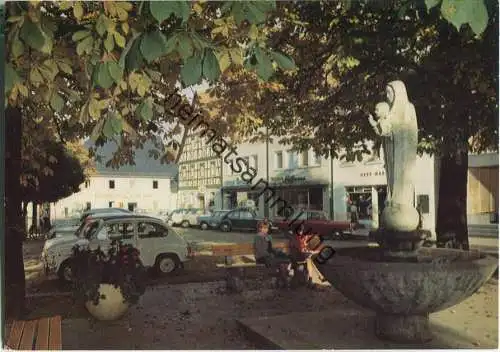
[84,139,178,178]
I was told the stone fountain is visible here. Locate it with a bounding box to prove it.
[314,80,498,343]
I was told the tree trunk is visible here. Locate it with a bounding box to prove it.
[5,106,26,318]
[435,148,469,250]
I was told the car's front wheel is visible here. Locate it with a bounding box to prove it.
[220,222,231,232]
[155,254,180,275]
[181,220,190,228]
[200,222,209,230]
[58,259,73,283]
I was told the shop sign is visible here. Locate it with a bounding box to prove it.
[270,175,307,184]
[224,179,247,186]
[360,170,385,177]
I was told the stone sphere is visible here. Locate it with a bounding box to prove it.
[381,204,419,231]
[85,284,130,321]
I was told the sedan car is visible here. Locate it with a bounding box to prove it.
[219,208,274,233]
[273,209,350,239]
[197,210,231,230]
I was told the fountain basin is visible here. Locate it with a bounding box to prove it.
[314,247,498,342]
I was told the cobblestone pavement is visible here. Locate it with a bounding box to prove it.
[61,282,355,349]
[58,278,498,350]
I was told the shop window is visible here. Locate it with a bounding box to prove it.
[300,150,309,167]
[287,151,299,169]
[417,194,430,214]
[275,151,283,169]
[313,153,322,166]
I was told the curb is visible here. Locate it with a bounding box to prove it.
[236,319,283,349]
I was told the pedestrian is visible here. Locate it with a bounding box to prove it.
[253,220,292,286]
[349,201,358,232]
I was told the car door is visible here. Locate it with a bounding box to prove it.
[239,210,257,231]
[225,210,241,230]
[136,220,172,267]
[91,220,137,254]
[307,211,329,236]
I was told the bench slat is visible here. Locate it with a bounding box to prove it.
[48,315,62,350]
[6,320,24,349]
[19,320,37,350]
[34,317,50,350]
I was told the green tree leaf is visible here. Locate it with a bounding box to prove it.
[202,49,221,82]
[104,32,115,52]
[136,100,153,121]
[269,51,296,70]
[118,33,139,69]
[125,35,145,71]
[468,0,489,35]
[76,36,94,56]
[149,1,177,23]
[140,31,168,63]
[440,0,469,31]
[177,1,191,23]
[11,39,24,58]
[72,30,91,42]
[20,19,46,52]
[95,15,108,37]
[164,33,179,55]
[94,63,115,89]
[50,92,65,112]
[246,2,268,24]
[181,55,203,86]
[107,61,123,83]
[5,64,21,94]
[113,32,126,48]
[177,35,194,59]
[425,0,441,10]
[254,47,274,80]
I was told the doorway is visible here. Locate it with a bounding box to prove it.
[128,202,137,212]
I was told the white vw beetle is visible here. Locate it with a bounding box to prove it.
[41,214,193,282]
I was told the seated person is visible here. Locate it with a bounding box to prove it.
[253,220,291,269]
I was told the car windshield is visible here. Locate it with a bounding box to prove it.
[52,218,79,228]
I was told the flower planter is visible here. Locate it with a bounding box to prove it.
[85,283,129,321]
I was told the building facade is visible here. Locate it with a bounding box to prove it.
[50,140,177,220]
[220,134,438,235]
[467,152,499,225]
[177,133,223,210]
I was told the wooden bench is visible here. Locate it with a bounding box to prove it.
[211,240,324,292]
[7,316,62,350]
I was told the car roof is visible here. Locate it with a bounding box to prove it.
[87,213,163,222]
[83,208,130,214]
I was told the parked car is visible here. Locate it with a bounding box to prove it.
[218,208,274,232]
[273,210,351,239]
[79,207,131,222]
[166,208,188,226]
[183,208,206,227]
[197,210,231,230]
[167,208,205,228]
[47,210,132,239]
[41,214,193,283]
[46,217,81,239]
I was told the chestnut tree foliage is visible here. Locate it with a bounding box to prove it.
[5,0,294,316]
[205,0,497,249]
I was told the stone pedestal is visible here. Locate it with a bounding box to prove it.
[313,247,498,343]
[375,313,432,343]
